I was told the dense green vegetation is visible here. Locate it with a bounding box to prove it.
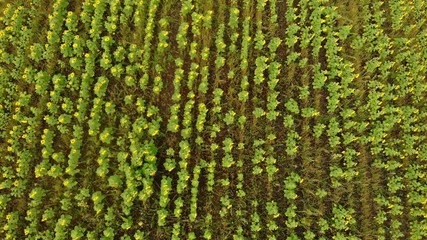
[1,0,427,239]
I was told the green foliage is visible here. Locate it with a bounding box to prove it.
[301,107,319,118]
[285,98,299,114]
[108,175,123,188]
[254,56,269,84]
[253,107,265,118]
[1,1,426,239]
[224,110,236,125]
